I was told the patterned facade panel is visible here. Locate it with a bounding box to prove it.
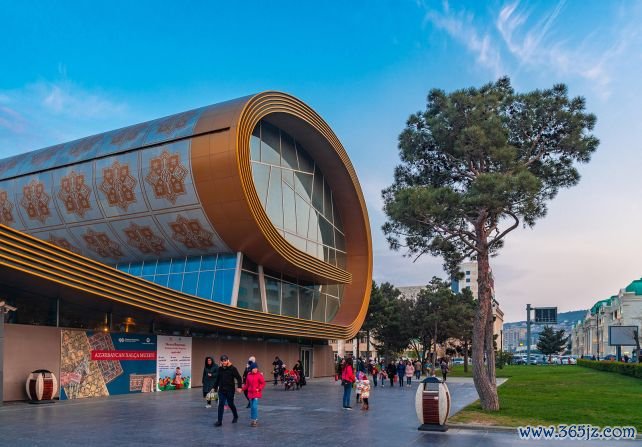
[31,228,83,255]
[23,144,66,176]
[0,179,24,230]
[95,152,147,217]
[55,135,107,167]
[141,106,205,146]
[67,222,136,262]
[0,154,24,180]
[109,216,173,261]
[154,209,229,256]
[99,123,150,156]
[140,141,198,210]
[53,163,103,224]
[0,105,209,181]
[13,172,64,230]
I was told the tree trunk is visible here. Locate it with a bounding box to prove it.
[472,246,499,410]
[463,340,469,373]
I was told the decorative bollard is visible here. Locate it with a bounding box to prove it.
[26,370,58,403]
[415,376,450,431]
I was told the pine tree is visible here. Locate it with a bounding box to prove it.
[382,77,598,410]
[536,326,569,355]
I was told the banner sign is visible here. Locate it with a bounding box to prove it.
[91,350,157,361]
[156,335,192,391]
[60,330,157,400]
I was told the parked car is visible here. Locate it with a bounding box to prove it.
[513,356,527,365]
[602,354,617,361]
[452,358,465,365]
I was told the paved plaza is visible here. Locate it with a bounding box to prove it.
[0,376,639,446]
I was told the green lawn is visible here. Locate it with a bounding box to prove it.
[449,365,642,431]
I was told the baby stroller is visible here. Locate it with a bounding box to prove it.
[283,369,299,391]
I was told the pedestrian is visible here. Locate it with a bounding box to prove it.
[359,374,371,411]
[414,359,422,380]
[371,363,379,387]
[242,362,266,427]
[440,358,449,382]
[242,356,256,408]
[386,361,396,387]
[202,356,219,408]
[396,360,406,388]
[340,358,356,410]
[405,360,414,386]
[355,371,363,403]
[293,360,306,388]
[272,356,283,385]
[213,354,243,427]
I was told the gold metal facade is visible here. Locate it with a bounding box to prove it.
[0,92,372,339]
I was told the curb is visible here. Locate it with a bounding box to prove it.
[446,423,642,440]
[447,423,515,433]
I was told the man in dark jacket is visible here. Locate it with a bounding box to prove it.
[213,354,243,426]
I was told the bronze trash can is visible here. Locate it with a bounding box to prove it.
[415,376,450,431]
[26,370,58,403]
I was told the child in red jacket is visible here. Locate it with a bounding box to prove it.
[242,362,266,427]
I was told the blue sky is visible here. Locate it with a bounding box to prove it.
[2,1,642,322]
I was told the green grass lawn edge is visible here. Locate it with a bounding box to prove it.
[448,365,642,431]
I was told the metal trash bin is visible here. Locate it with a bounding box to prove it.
[415,376,450,431]
[26,370,58,403]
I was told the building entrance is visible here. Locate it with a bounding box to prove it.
[300,347,313,378]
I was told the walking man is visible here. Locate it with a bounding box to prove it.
[213,354,243,426]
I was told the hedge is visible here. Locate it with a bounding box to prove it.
[578,359,642,379]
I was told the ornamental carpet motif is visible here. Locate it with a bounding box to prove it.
[87,332,124,384]
[58,171,92,218]
[60,330,109,399]
[99,161,137,211]
[31,146,59,166]
[83,229,123,259]
[169,215,214,249]
[110,124,146,145]
[69,135,103,157]
[0,158,18,175]
[20,179,51,224]
[145,150,188,205]
[48,235,81,254]
[0,190,14,225]
[157,111,196,134]
[124,223,166,255]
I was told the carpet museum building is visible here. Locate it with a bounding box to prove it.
[0,92,372,401]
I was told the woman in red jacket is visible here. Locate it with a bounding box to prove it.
[242,362,266,427]
[340,357,356,410]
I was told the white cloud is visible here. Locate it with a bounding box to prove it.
[0,79,129,157]
[425,6,504,77]
[423,1,642,99]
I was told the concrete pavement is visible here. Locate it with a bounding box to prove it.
[0,376,639,446]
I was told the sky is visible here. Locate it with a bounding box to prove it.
[2,0,642,322]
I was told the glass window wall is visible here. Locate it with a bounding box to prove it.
[116,253,238,305]
[250,120,347,268]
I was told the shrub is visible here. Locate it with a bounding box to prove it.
[578,359,642,379]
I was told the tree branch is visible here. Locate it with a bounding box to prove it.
[488,210,520,248]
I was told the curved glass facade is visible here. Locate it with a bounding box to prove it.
[118,252,342,323]
[250,120,346,269]
[116,254,238,305]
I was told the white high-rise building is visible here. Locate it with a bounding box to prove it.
[451,260,504,350]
